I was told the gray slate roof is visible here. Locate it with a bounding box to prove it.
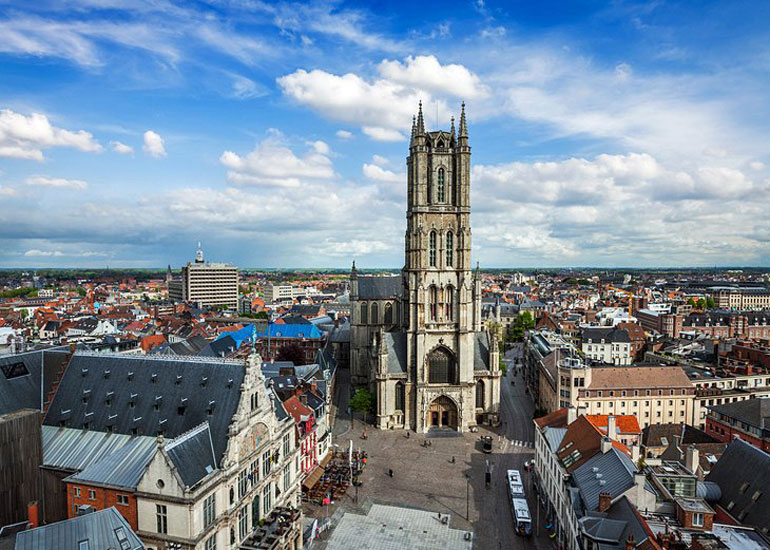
[581,327,631,344]
[544,427,567,452]
[15,507,144,550]
[65,437,156,490]
[164,422,217,489]
[42,426,151,472]
[708,398,770,430]
[706,438,770,533]
[0,348,70,416]
[473,332,491,371]
[357,276,401,299]
[384,332,407,374]
[43,352,245,466]
[572,447,637,512]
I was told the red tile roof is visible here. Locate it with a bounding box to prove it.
[585,414,641,435]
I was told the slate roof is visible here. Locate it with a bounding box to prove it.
[573,447,639,512]
[580,496,655,550]
[708,398,770,430]
[15,507,144,550]
[0,347,70,416]
[164,422,217,489]
[42,426,151,472]
[473,332,491,371]
[65,436,156,490]
[544,426,567,452]
[43,352,245,467]
[706,438,770,533]
[152,335,210,356]
[357,276,402,299]
[642,423,719,448]
[582,327,631,344]
[384,332,407,374]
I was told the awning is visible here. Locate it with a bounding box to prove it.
[319,453,332,468]
[302,466,325,490]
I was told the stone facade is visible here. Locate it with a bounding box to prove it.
[350,103,501,433]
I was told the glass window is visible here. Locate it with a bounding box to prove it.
[156,504,168,534]
[429,286,437,321]
[205,533,217,550]
[117,494,129,506]
[384,302,393,325]
[395,381,405,411]
[238,469,248,499]
[360,302,368,325]
[437,168,445,202]
[476,380,485,408]
[283,464,291,492]
[239,506,248,539]
[262,484,272,516]
[203,493,216,528]
[429,232,437,267]
[446,232,453,267]
[283,433,291,459]
[262,450,272,477]
[428,347,456,384]
[445,286,454,321]
[371,302,379,324]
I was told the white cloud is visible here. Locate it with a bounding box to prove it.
[363,163,402,182]
[24,249,64,257]
[24,248,106,257]
[110,140,133,154]
[372,155,389,166]
[278,57,476,141]
[142,130,166,158]
[749,161,765,171]
[336,130,353,140]
[25,175,88,190]
[0,109,102,161]
[220,131,335,187]
[378,55,487,99]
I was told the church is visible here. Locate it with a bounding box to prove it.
[350,102,501,432]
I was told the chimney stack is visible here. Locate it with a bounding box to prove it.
[567,405,578,425]
[607,415,617,439]
[685,445,700,475]
[601,436,613,453]
[27,501,39,529]
[631,444,640,463]
[598,491,612,512]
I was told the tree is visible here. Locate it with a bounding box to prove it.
[509,311,535,341]
[254,310,269,320]
[276,343,306,365]
[349,388,375,425]
[705,296,716,309]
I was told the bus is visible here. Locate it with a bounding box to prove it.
[507,469,532,537]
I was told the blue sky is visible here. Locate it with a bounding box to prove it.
[0,0,768,269]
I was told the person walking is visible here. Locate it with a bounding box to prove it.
[388,468,394,478]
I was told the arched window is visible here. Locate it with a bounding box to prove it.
[437,168,445,202]
[446,231,453,267]
[384,302,393,325]
[429,231,437,267]
[476,380,485,408]
[445,285,454,321]
[428,347,457,384]
[360,302,368,325]
[395,381,405,411]
[371,302,379,324]
[429,286,437,321]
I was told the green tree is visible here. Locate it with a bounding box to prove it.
[254,310,269,320]
[76,287,87,297]
[705,296,716,309]
[349,388,375,425]
[509,311,535,341]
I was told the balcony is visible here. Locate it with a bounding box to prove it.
[239,507,302,550]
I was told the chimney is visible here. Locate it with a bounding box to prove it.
[631,444,640,463]
[685,445,700,475]
[626,534,636,550]
[598,491,612,512]
[607,415,617,439]
[27,501,39,529]
[567,405,578,425]
[601,436,613,453]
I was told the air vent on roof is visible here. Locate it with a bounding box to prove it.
[103,369,111,379]
[159,418,167,425]
[201,376,208,387]
[599,479,606,486]
[175,375,182,385]
[81,368,88,377]
[108,414,118,421]
[133,416,142,423]
[227,378,233,388]
[151,373,158,383]
[127,371,134,381]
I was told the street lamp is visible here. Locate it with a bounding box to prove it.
[465,474,471,521]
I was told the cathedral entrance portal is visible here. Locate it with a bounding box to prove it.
[427,396,458,430]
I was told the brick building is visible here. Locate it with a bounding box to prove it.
[705,398,770,452]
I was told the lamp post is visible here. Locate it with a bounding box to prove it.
[465,474,471,521]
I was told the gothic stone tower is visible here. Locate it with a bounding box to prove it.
[369,102,501,433]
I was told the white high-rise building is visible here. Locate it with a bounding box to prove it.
[169,244,238,308]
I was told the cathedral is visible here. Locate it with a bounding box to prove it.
[350,102,501,432]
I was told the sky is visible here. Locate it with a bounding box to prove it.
[0,0,769,269]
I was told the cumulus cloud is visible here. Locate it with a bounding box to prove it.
[25,175,88,190]
[363,163,402,182]
[0,109,102,161]
[142,130,166,158]
[278,56,476,141]
[110,140,133,154]
[220,131,335,187]
[336,130,353,139]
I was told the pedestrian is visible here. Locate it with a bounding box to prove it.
[388,468,393,478]
[451,456,456,464]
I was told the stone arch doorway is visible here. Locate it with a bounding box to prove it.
[427,395,458,430]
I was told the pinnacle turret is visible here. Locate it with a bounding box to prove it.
[416,101,425,135]
[450,116,456,146]
[410,115,416,146]
[458,102,468,138]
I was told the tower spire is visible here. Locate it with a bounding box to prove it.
[459,102,468,138]
[410,115,416,146]
[450,116,456,146]
[416,101,425,134]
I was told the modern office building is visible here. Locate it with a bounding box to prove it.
[168,244,238,308]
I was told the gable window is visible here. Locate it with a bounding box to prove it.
[360,302,368,325]
[437,168,446,202]
[156,504,168,534]
[429,231,437,267]
[446,232,454,267]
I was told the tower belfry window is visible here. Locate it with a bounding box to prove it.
[446,232,453,267]
[429,286,438,321]
[429,231,437,267]
[437,169,445,202]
